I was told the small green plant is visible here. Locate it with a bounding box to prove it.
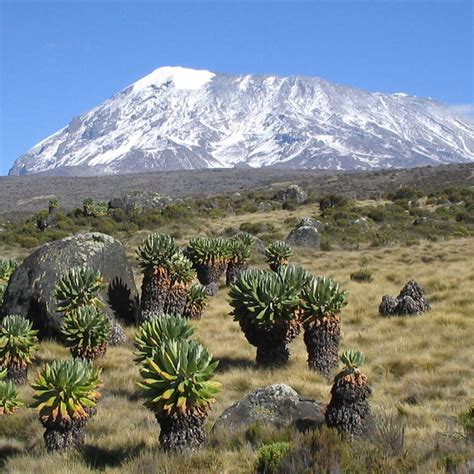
[459,405,474,440]
[264,240,293,272]
[0,315,38,385]
[340,349,365,370]
[31,359,102,452]
[60,305,111,360]
[48,198,59,211]
[256,441,291,474]
[350,268,373,282]
[55,267,105,314]
[134,314,195,363]
[139,339,221,451]
[0,380,23,415]
[0,257,18,305]
[182,283,209,320]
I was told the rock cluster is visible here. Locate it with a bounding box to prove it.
[379,279,430,316]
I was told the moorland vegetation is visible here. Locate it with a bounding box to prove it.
[0,180,473,473]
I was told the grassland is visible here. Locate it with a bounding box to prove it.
[0,193,473,473]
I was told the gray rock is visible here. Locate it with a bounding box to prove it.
[275,185,308,205]
[297,217,324,231]
[213,383,325,432]
[2,232,138,338]
[286,226,320,248]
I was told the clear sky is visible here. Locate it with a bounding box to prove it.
[0,0,472,176]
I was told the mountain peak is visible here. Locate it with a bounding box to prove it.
[9,68,474,176]
[132,66,215,92]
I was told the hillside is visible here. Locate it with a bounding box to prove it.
[1,163,474,217]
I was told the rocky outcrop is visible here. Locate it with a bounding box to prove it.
[297,217,324,231]
[2,232,138,338]
[379,279,430,316]
[286,226,320,248]
[213,384,325,433]
[275,185,308,205]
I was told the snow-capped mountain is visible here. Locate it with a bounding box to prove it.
[9,66,474,176]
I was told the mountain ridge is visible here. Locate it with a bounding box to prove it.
[9,66,474,176]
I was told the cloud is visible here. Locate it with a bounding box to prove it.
[447,103,474,120]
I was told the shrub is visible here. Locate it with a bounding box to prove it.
[350,269,373,282]
[319,194,349,212]
[256,441,291,474]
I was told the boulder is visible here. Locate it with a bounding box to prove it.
[213,383,325,432]
[275,185,308,205]
[297,217,324,231]
[2,232,138,338]
[286,226,320,249]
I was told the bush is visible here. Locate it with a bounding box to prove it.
[255,442,291,474]
[319,194,349,212]
[17,236,40,249]
[350,269,373,282]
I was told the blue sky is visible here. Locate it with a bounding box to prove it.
[0,0,472,176]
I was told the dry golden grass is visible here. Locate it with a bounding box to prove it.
[1,233,473,472]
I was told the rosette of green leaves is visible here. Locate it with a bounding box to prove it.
[134,314,195,363]
[0,380,22,415]
[186,237,228,265]
[31,359,102,425]
[0,315,38,368]
[229,269,301,327]
[139,339,221,416]
[55,267,105,314]
[300,277,347,323]
[136,233,178,270]
[60,306,111,356]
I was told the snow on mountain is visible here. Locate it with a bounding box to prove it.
[9,66,474,176]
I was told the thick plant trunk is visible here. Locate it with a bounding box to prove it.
[44,424,85,452]
[325,371,372,437]
[6,363,28,385]
[70,343,107,361]
[164,284,188,317]
[195,263,226,286]
[42,414,93,453]
[139,268,169,323]
[303,315,340,376]
[226,262,248,286]
[256,341,290,367]
[239,318,301,367]
[158,411,207,452]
